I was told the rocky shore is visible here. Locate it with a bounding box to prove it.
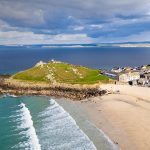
[0,75,106,100]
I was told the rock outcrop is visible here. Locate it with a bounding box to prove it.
[0,75,106,100]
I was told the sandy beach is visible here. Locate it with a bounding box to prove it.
[79,84,150,150]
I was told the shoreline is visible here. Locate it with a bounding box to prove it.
[1,72,150,149]
[0,76,107,100]
[0,93,119,150]
[56,98,119,150]
[78,84,150,150]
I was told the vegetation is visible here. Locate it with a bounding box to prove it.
[12,61,110,84]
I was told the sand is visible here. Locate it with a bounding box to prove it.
[79,84,150,150]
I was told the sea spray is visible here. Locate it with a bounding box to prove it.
[37,99,97,150]
[13,103,41,150]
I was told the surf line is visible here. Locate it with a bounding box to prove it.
[87,120,121,150]
[48,99,97,150]
[20,103,41,150]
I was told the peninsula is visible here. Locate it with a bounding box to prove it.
[0,60,110,100]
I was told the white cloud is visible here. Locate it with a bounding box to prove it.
[123,31,150,42]
[1,0,150,28]
[73,26,84,31]
[90,24,103,29]
[0,31,94,45]
[0,1,45,27]
[94,31,150,43]
[1,0,150,43]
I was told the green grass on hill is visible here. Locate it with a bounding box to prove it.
[12,61,110,84]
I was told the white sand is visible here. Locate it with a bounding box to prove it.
[101,84,150,100]
[80,84,150,150]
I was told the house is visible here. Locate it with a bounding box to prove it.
[123,66,133,71]
[119,71,140,82]
[50,59,62,64]
[140,72,150,80]
[143,73,150,80]
[138,78,149,86]
[139,72,150,86]
[141,64,150,71]
[35,61,46,67]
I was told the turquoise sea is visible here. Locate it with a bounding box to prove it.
[0,96,118,150]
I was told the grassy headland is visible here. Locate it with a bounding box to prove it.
[12,61,109,85]
[0,61,110,99]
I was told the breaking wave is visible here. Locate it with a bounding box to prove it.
[37,99,97,150]
[12,103,41,150]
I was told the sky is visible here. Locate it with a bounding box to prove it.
[0,0,150,45]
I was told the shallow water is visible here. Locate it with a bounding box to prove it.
[57,99,119,150]
[0,96,100,150]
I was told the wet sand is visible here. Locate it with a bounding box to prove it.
[57,98,119,150]
[79,85,150,150]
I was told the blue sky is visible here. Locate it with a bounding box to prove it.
[0,0,150,45]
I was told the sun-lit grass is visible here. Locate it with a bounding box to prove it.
[12,61,110,84]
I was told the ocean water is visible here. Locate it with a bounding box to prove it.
[0,96,96,150]
[0,96,118,150]
[0,46,149,149]
[0,46,150,74]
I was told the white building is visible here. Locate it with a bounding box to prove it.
[35,61,46,67]
[119,72,140,82]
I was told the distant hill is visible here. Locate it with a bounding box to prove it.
[1,42,150,48]
[12,61,109,84]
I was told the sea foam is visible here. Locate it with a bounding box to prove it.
[13,103,41,150]
[37,99,97,150]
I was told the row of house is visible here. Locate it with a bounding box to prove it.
[111,64,150,73]
[119,71,140,83]
[102,64,150,87]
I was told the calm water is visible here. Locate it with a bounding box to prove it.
[0,46,150,74]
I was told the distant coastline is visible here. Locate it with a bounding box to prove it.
[1,42,150,48]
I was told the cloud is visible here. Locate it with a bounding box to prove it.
[122,31,150,42]
[73,26,85,31]
[0,1,45,28]
[93,30,150,43]
[0,30,94,45]
[90,24,103,29]
[1,0,150,29]
[0,0,150,44]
